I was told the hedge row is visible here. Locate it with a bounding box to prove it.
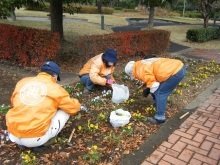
[0,23,60,66]
[76,30,170,61]
[26,3,114,15]
[186,27,220,42]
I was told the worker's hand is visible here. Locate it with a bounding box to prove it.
[106,79,115,85]
[80,106,88,112]
[142,88,150,98]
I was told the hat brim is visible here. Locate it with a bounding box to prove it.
[103,56,117,63]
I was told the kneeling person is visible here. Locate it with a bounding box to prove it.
[6,61,81,149]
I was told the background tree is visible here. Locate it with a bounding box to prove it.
[189,0,218,28]
[141,0,167,28]
[0,0,92,41]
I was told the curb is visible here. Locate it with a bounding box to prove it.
[120,78,220,165]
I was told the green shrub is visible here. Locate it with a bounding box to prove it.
[26,4,114,15]
[63,5,114,14]
[186,28,220,42]
[123,9,140,12]
[184,11,202,18]
[114,7,123,11]
[25,2,50,12]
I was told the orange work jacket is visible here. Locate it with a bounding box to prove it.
[132,58,184,88]
[6,72,81,138]
[79,54,115,86]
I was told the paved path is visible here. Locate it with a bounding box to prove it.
[120,78,220,165]
[141,87,220,165]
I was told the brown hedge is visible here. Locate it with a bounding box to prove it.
[76,29,170,61]
[0,23,60,67]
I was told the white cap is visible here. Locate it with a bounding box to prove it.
[125,61,135,78]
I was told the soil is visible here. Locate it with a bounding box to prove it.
[0,53,220,164]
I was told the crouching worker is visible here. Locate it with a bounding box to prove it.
[125,55,186,124]
[6,61,82,150]
[79,49,118,94]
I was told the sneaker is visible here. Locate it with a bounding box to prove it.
[83,88,90,95]
[18,145,27,150]
[32,145,46,152]
[147,117,165,124]
[43,137,56,147]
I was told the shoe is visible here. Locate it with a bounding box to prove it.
[18,145,27,150]
[32,145,46,152]
[43,137,56,147]
[147,117,165,124]
[83,88,90,95]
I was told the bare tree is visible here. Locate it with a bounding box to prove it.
[190,0,219,28]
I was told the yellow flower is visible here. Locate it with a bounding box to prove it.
[95,125,98,129]
[127,125,131,130]
[78,126,82,131]
[90,124,94,128]
[92,145,98,150]
[24,154,31,162]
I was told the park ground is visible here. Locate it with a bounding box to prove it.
[0,8,220,164]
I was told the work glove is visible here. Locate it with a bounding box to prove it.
[142,88,150,98]
[80,106,88,112]
[106,79,115,85]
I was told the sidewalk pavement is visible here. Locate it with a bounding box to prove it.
[120,78,220,165]
[141,86,220,165]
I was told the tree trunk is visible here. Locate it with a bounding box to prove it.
[98,0,102,14]
[147,4,155,28]
[182,0,186,17]
[50,0,64,41]
[203,15,209,28]
[9,8,16,21]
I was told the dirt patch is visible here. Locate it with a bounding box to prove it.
[0,54,220,164]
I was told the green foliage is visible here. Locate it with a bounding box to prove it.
[0,0,43,18]
[120,0,136,9]
[25,3,114,15]
[122,124,134,136]
[186,27,220,42]
[123,8,140,12]
[184,11,202,18]
[104,131,121,145]
[20,150,38,165]
[83,145,102,164]
[0,104,10,114]
[141,0,167,7]
[63,85,74,95]
[114,7,123,10]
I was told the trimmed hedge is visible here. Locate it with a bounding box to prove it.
[186,27,220,42]
[26,3,114,15]
[0,23,60,67]
[76,30,170,61]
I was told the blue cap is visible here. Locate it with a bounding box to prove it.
[102,49,118,63]
[41,61,61,81]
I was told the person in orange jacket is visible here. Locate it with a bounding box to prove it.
[125,55,186,124]
[6,61,83,150]
[79,49,117,94]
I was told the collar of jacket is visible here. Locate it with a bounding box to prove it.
[37,72,57,83]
